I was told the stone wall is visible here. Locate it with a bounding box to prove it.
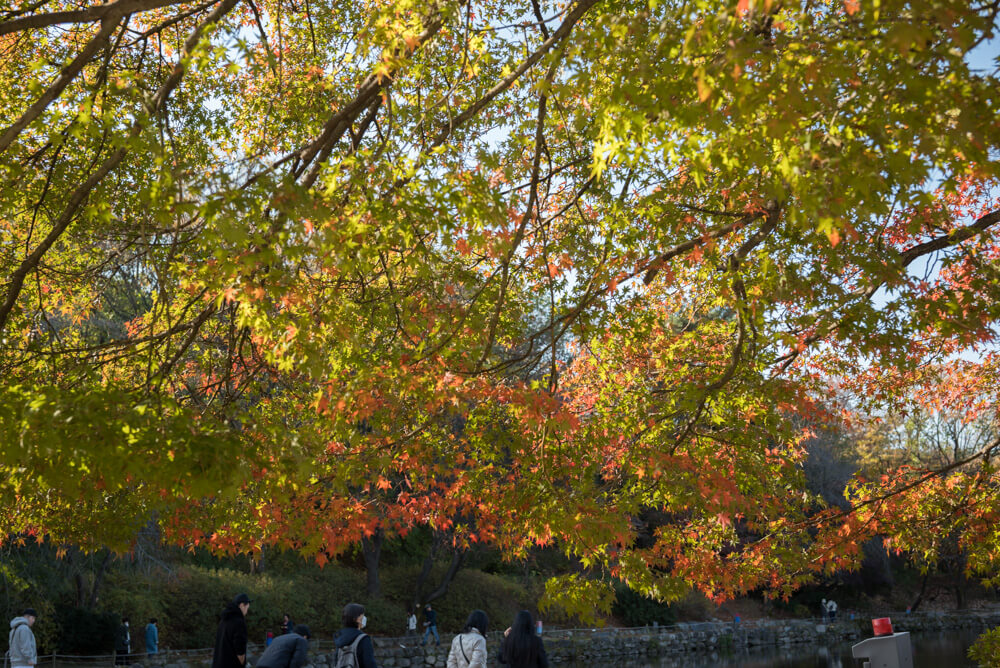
[137,611,1000,668]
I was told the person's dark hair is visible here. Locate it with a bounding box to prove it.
[283,613,290,621]
[342,603,365,629]
[463,610,488,634]
[122,617,129,624]
[294,624,310,639]
[505,610,538,664]
[149,618,157,624]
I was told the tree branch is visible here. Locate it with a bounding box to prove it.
[0,0,187,36]
[0,0,239,333]
[0,15,123,156]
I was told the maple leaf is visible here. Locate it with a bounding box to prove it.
[403,32,421,52]
[696,74,712,102]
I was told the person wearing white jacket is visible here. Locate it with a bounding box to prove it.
[446,610,488,668]
[8,608,38,668]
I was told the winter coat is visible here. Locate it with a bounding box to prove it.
[116,623,131,653]
[446,630,487,668]
[212,603,248,668]
[256,632,308,668]
[145,623,158,654]
[7,617,36,667]
[499,635,547,668]
[334,628,377,668]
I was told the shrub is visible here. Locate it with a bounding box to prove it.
[380,566,528,634]
[54,606,118,654]
[612,585,677,627]
[668,589,714,622]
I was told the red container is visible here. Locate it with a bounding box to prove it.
[872,617,893,636]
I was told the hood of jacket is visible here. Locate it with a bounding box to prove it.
[10,617,29,630]
[220,603,245,622]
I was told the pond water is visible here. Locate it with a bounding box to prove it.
[557,629,981,667]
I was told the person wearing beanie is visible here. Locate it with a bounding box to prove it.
[8,608,38,668]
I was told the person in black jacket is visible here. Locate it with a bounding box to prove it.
[115,617,132,665]
[334,603,377,668]
[212,593,251,668]
[256,624,310,668]
[499,611,547,668]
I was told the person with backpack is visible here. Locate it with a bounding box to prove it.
[334,603,377,668]
[499,611,547,668]
[446,610,488,668]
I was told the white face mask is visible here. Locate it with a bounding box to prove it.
[359,615,367,629]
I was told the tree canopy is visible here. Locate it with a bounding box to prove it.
[2,0,1000,614]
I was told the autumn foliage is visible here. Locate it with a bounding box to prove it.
[1,0,999,614]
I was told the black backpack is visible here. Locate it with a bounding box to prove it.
[334,633,366,668]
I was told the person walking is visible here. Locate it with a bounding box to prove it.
[115,617,132,665]
[446,610,488,668]
[420,604,439,647]
[7,608,38,668]
[406,611,417,638]
[213,593,251,668]
[334,603,377,668]
[499,611,547,668]
[827,599,838,622]
[145,619,159,656]
[256,624,310,668]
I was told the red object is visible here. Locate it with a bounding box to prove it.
[872,617,893,636]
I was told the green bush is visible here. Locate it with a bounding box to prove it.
[157,566,332,648]
[969,627,1000,666]
[54,606,118,654]
[380,566,529,635]
[612,585,677,627]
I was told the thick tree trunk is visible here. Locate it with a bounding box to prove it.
[250,548,266,574]
[422,548,465,603]
[413,532,465,607]
[361,530,384,598]
[88,551,114,608]
[67,548,113,608]
[909,572,930,612]
[412,533,442,609]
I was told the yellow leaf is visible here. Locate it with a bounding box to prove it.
[696,73,712,102]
